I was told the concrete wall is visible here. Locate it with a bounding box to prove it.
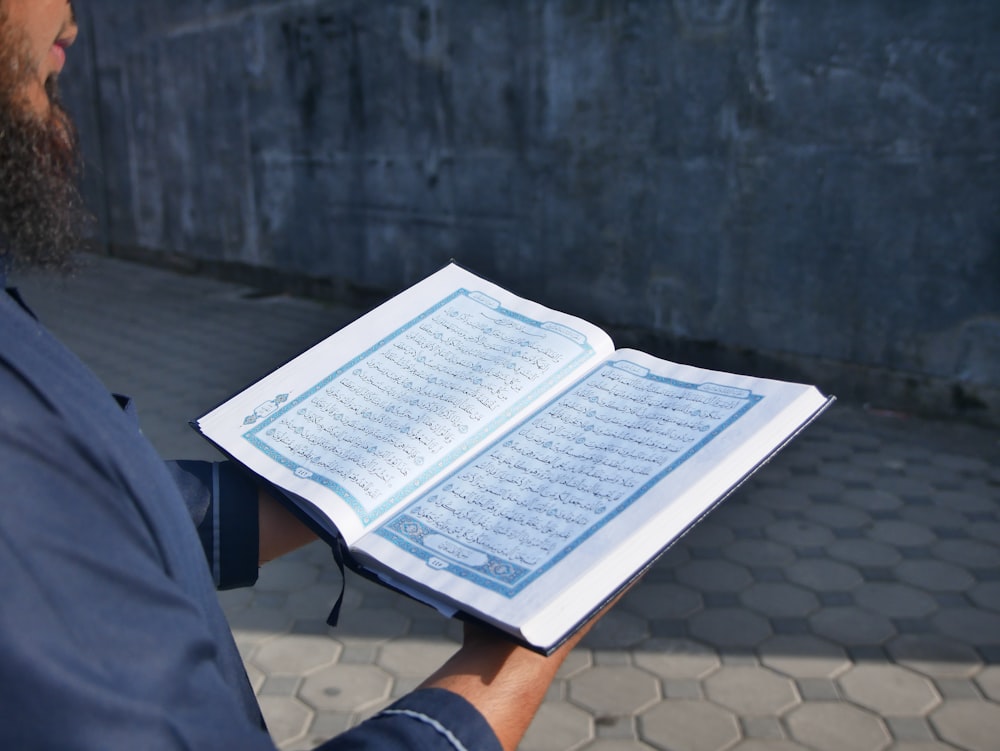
[63,1,1000,423]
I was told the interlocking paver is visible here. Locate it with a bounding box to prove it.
[767,520,836,548]
[376,637,458,677]
[840,488,904,512]
[786,559,863,591]
[640,700,740,751]
[17,255,1000,751]
[838,664,941,716]
[258,696,313,747]
[689,608,772,649]
[930,701,1000,751]
[621,582,703,620]
[809,606,896,646]
[583,740,657,751]
[703,665,799,715]
[583,610,652,650]
[827,538,903,567]
[676,560,753,592]
[976,666,1000,701]
[785,702,890,751]
[758,634,851,679]
[887,634,983,679]
[741,582,819,618]
[298,663,392,714]
[729,742,808,751]
[632,638,720,680]
[853,583,939,619]
[893,560,974,592]
[254,633,341,676]
[968,581,1000,612]
[931,608,1000,645]
[521,701,593,751]
[569,666,661,715]
[724,538,796,567]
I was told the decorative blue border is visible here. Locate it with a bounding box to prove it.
[241,289,595,525]
[374,360,763,597]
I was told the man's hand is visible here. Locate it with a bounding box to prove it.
[419,591,628,751]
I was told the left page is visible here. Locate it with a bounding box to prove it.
[195,264,615,545]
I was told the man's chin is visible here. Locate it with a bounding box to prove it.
[0,89,91,273]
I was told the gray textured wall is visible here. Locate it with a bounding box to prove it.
[63,1,1000,422]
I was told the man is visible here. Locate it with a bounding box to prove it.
[0,2,612,749]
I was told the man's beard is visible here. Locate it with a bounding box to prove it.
[0,20,90,271]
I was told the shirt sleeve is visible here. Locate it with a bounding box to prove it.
[316,689,503,751]
[165,460,260,590]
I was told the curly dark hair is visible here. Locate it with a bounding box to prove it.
[0,11,90,271]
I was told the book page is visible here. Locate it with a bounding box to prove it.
[351,351,829,648]
[196,264,614,544]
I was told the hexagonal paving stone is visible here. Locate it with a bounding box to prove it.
[724,538,796,567]
[299,663,393,713]
[216,587,254,615]
[520,701,593,751]
[968,581,1000,612]
[683,520,736,548]
[931,701,1000,751]
[931,539,1000,568]
[838,664,940,716]
[887,634,983,679]
[582,609,651,650]
[227,604,294,641]
[741,582,819,618]
[640,700,740,751]
[632,638,720,679]
[377,637,459,677]
[714,503,773,530]
[730,742,809,751]
[827,539,902,567]
[766,520,836,548]
[968,520,1000,545]
[866,520,936,547]
[893,560,974,592]
[583,741,658,751]
[332,606,411,643]
[783,474,844,496]
[786,702,890,751]
[809,607,896,646]
[258,695,313,748]
[746,487,803,512]
[253,632,341,676]
[557,648,594,679]
[786,559,862,592]
[840,488,903,512]
[254,559,320,592]
[853,582,938,619]
[569,666,661,715]
[689,608,773,649]
[803,503,872,530]
[285,582,353,620]
[703,665,800,715]
[931,608,1000,646]
[883,739,959,750]
[758,634,851,679]
[622,582,703,620]
[676,559,753,592]
[975,665,1000,701]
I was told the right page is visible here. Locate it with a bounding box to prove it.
[351,349,832,651]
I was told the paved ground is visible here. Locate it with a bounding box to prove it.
[14,254,1000,751]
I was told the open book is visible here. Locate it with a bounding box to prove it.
[195,264,833,653]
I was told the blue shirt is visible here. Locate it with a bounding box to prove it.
[0,270,500,751]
